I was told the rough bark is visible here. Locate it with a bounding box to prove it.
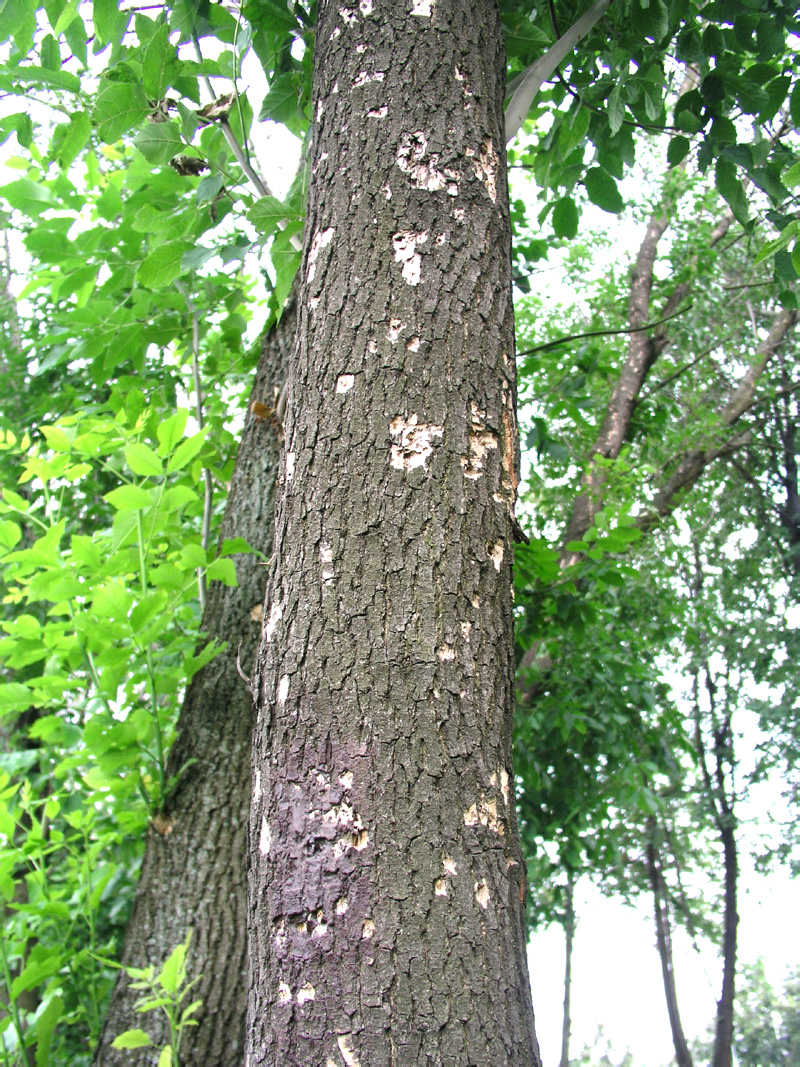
[95,301,295,1066]
[645,829,693,1067]
[246,2,539,1064]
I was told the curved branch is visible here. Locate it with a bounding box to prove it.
[505,0,613,143]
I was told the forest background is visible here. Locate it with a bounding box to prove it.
[0,0,798,1065]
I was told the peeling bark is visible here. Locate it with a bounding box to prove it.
[246,3,539,1063]
[95,302,295,1066]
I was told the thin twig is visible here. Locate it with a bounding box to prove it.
[517,302,692,358]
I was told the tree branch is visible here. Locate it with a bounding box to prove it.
[505,0,613,143]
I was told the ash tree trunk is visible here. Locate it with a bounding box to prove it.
[95,302,295,1066]
[247,1,539,1063]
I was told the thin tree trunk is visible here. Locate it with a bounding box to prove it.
[558,875,576,1067]
[95,300,295,1065]
[645,828,693,1067]
[246,2,539,1063]
[712,819,738,1067]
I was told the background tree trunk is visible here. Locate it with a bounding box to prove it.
[645,828,693,1067]
[246,1,539,1063]
[95,301,295,1065]
[558,875,576,1067]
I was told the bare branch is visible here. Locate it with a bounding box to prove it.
[504,0,612,143]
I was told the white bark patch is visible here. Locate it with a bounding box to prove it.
[336,373,354,393]
[472,139,499,202]
[490,541,504,571]
[434,878,448,896]
[330,26,341,39]
[320,542,335,585]
[386,319,405,343]
[316,99,324,120]
[435,232,447,245]
[359,0,372,13]
[362,918,375,939]
[368,106,388,118]
[277,675,289,706]
[336,897,348,915]
[437,645,455,661]
[443,855,457,876]
[463,404,499,479]
[339,770,354,790]
[383,184,392,199]
[500,767,510,804]
[460,621,472,640]
[474,879,490,909]
[350,829,369,850]
[453,207,465,221]
[286,452,295,481]
[411,0,435,14]
[278,981,292,1003]
[355,42,366,53]
[455,66,464,81]
[297,983,316,1004]
[406,336,420,352]
[265,602,282,641]
[396,132,458,195]
[338,7,357,24]
[392,230,427,285]
[464,797,503,834]
[389,414,443,472]
[323,801,355,827]
[337,1035,360,1067]
[306,226,335,285]
[353,70,384,87]
[259,816,272,855]
[254,768,262,801]
[472,594,480,608]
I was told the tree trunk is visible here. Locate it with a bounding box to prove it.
[246,2,539,1063]
[712,819,738,1067]
[645,829,693,1067]
[558,875,576,1067]
[95,301,295,1065]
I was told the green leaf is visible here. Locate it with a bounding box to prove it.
[125,443,164,477]
[166,428,208,473]
[584,168,624,214]
[247,0,302,33]
[53,111,92,169]
[157,410,189,454]
[0,682,34,715]
[551,196,579,240]
[158,1047,173,1067]
[248,195,296,237]
[111,1030,152,1050]
[142,23,180,100]
[258,72,304,134]
[608,81,625,136]
[271,223,303,311]
[133,122,183,165]
[206,557,237,586]
[715,157,749,227]
[0,178,57,215]
[3,65,80,94]
[93,0,131,49]
[158,940,188,994]
[667,135,691,168]
[105,485,152,511]
[34,993,63,1067]
[136,241,192,289]
[94,82,150,143]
